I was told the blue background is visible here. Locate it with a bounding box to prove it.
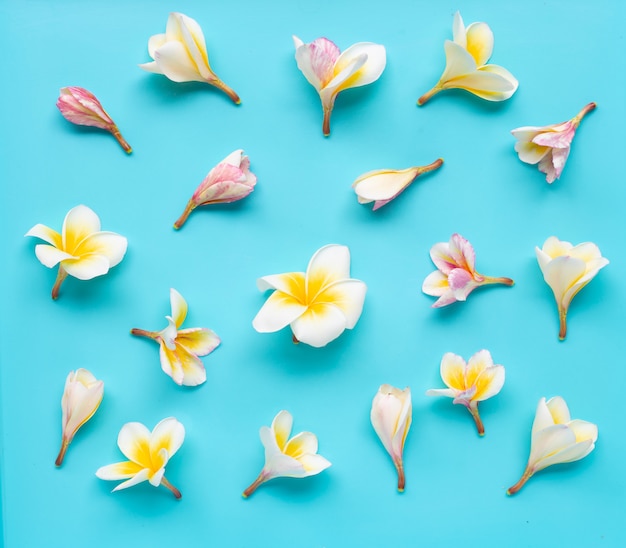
[1,0,625,546]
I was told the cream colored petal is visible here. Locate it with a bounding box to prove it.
[73,232,127,268]
[546,396,571,425]
[529,424,577,469]
[154,41,205,83]
[284,431,318,459]
[425,388,456,398]
[514,141,550,165]
[533,439,594,472]
[542,236,573,258]
[169,288,188,328]
[174,343,207,386]
[568,419,598,444]
[319,53,367,108]
[149,454,167,487]
[332,42,386,91]
[177,327,220,356]
[440,40,477,82]
[535,246,552,275]
[257,272,306,300]
[252,291,307,333]
[465,22,494,66]
[531,397,555,435]
[422,270,449,297]
[148,33,167,59]
[177,14,212,81]
[164,12,185,41]
[61,254,111,280]
[305,244,351,300]
[440,352,467,391]
[271,410,293,452]
[117,422,152,467]
[25,224,62,248]
[452,11,466,47]
[63,380,104,438]
[263,453,307,479]
[314,279,366,329]
[511,126,544,142]
[443,66,516,100]
[371,386,405,458]
[34,244,75,268]
[298,453,332,475]
[150,417,185,460]
[138,61,163,74]
[260,425,281,459]
[62,205,101,253]
[111,468,151,492]
[352,168,419,201]
[542,256,587,307]
[95,460,143,480]
[472,64,518,99]
[568,242,604,264]
[290,303,347,347]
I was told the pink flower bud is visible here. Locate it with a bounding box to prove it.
[56,87,132,153]
[174,150,256,229]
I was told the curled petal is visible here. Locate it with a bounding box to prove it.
[284,431,318,459]
[25,224,62,247]
[422,270,449,297]
[112,468,151,492]
[61,254,112,280]
[34,245,75,268]
[298,453,332,475]
[332,42,386,91]
[546,396,572,425]
[257,272,306,298]
[293,36,341,90]
[73,232,128,269]
[95,460,143,480]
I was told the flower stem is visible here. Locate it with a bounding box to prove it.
[130,328,158,340]
[481,275,515,287]
[468,404,485,436]
[161,476,182,499]
[573,102,596,126]
[242,472,268,498]
[322,107,332,137]
[506,467,533,496]
[173,200,197,230]
[418,158,444,175]
[211,77,241,105]
[55,438,70,466]
[51,267,68,300]
[394,458,406,492]
[292,333,300,344]
[111,127,132,154]
[559,306,568,341]
[417,84,442,106]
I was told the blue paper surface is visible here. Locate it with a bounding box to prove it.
[2,0,625,546]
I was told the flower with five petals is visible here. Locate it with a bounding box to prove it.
[352,159,444,210]
[55,368,104,466]
[242,410,331,498]
[140,12,240,104]
[511,102,596,183]
[507,397,597,495]
[536,236,608,340]
[418,11,518,105]
[173,149,256,229]
[426,350,504,436]
[422,233,514,307]
[131,288,220,386]
[252,244,367,347]
[25,205,127,300]
[371,385,412,491]
[293,36,386,135]
[96,417,185,499]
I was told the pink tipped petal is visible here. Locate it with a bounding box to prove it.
[252,291,308,333]
[532,123,575,148]
[429,242,458,274]
[294,36,340,91]
[448,268,474,292]
[432,292,458,308]
[290,303,347,347]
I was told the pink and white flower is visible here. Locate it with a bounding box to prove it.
[422,233,514,308]
[511,102,596,183]
[293,36,386,135]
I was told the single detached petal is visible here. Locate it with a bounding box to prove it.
[352,168,419,202]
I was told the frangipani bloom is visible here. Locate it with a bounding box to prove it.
[56,87,132,153]
[353,159,444,210]
[417,11,518,105]
[243,410,331,498]
[371,385,412,491]
[293,36,386,135]
[173,149,256,229]
[25,205,128,299]
[507,397,597,495]
[55,369,104,466]
[422,233,514,308]
[512,102,596,183]
[140,12,240,104]
[252,244,367,347]
[536,236,608,340]
[96,417,185,499]
[131,288,220,386]
[426,350,504,436]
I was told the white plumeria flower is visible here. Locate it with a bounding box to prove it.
[426,350,504,436]
[252,244,367,347]
[243,410,331,498]
[536,236,608,340]
[140,12,240,104]
[418,11,518,105]
[55,369,104,466]
[370,385,412,491]
[131,288,220,386]
[25,205,127,299]
[96,417,185,498]
[507,397,597,495]
[352,159,444,210]
[293,36,386,135]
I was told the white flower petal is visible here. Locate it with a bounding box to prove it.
[60,254,111,280]
[425,388,456,398]
[270,410,293,452]
[257,272,306,298]
[298,453,332,475]
[62,205,101,253]
[332,42,386,90]
[440,40,477,82]
[290,303,347,347]
[514,140,550,165]
[73,232,127,268]
[546,396,571,424]
[25,224,62,247]
[422,270,450,297]
[531,397,555,435]
[117,422,152,466]
[252,291,307,333]
[529,424,577,469]
[352,168,419,201]
[177,327,220,356]
[315,279,366,329]
[533,439,594,472]
[150,417,185,460]
[568,419,598,444]
[169,288,188,328]
[452,11,466,47]
[542,256,587,308]
[34,244,75,268]
[284,431,318,459]
[95,460,143,480]
[154,40,206,83]
[111,468,151,492]
[148,33,167,59]
[465,22,494,66]
[305,244,351,297]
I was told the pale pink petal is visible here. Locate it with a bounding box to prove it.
[532,122,575,148]
[538,151,557,183]
[293,35,340,91]
[432,292,458,308]
[448,268,474,293]
[429,242,458,274]
[449,233,475,273]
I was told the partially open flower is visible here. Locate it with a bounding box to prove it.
[418,11,518,105]
[507,397,597,495]
[536,236,608,340]
[252,244,367,347]
[131,288,220,386]
[56,87,132,153]
[140,12,240,104]
[173,150,256,229]
[426,350,504,436]
[370,385,412,491]
[293,36,386,135]
[353,159,444,210]
[25,205,128,300]
[511,102,596,183]
[55,369,104,466]
[422,233,514,307]
[96,417,185,499]
[242,410,331,498]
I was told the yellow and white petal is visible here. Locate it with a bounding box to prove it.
[284,431,318,460]
[74,232,128,268]
[532,435,593,472]
[443,66,516,100]
[546,396,571,425]
[34,244,75,268]
[305,244,351,299]
[257,272,306,300]
[473,64,518,99]
[150,417,185,460]
[158,343,181,383]
[319,53,368,107]
[95,460,144,480]
[352,168,419,201]
[62,205,101,253]
[177,15,212,81]
[542,256,587,307]
[263,452,307,479]
[175,343,208,386]
[154,41,205,83]
[111,468,151,492]
[148,33,167,59]
[271,410,293,452]
[464,22,494,66]
[567,242,604,264]
[440,352,467,391]
[252,291,308,333]
[117,422,152,467]
[515,141,550,165]
[568,419,598,445]
[541,236,572,259]
[298,453,332,475]
[531,397,556,435]
[290,303,347,347]
[440,41,477,82]
[315,279,367,329]
[148,459,166,487]
[529,423,576,469]
[25,224,62,247]
[422,270,450,297]
[471,364,505,401]
[332,42,386,91]
[169,288,188,328]
[177,327,220,356]
[452,11,467,48]
[61,254,111,280]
